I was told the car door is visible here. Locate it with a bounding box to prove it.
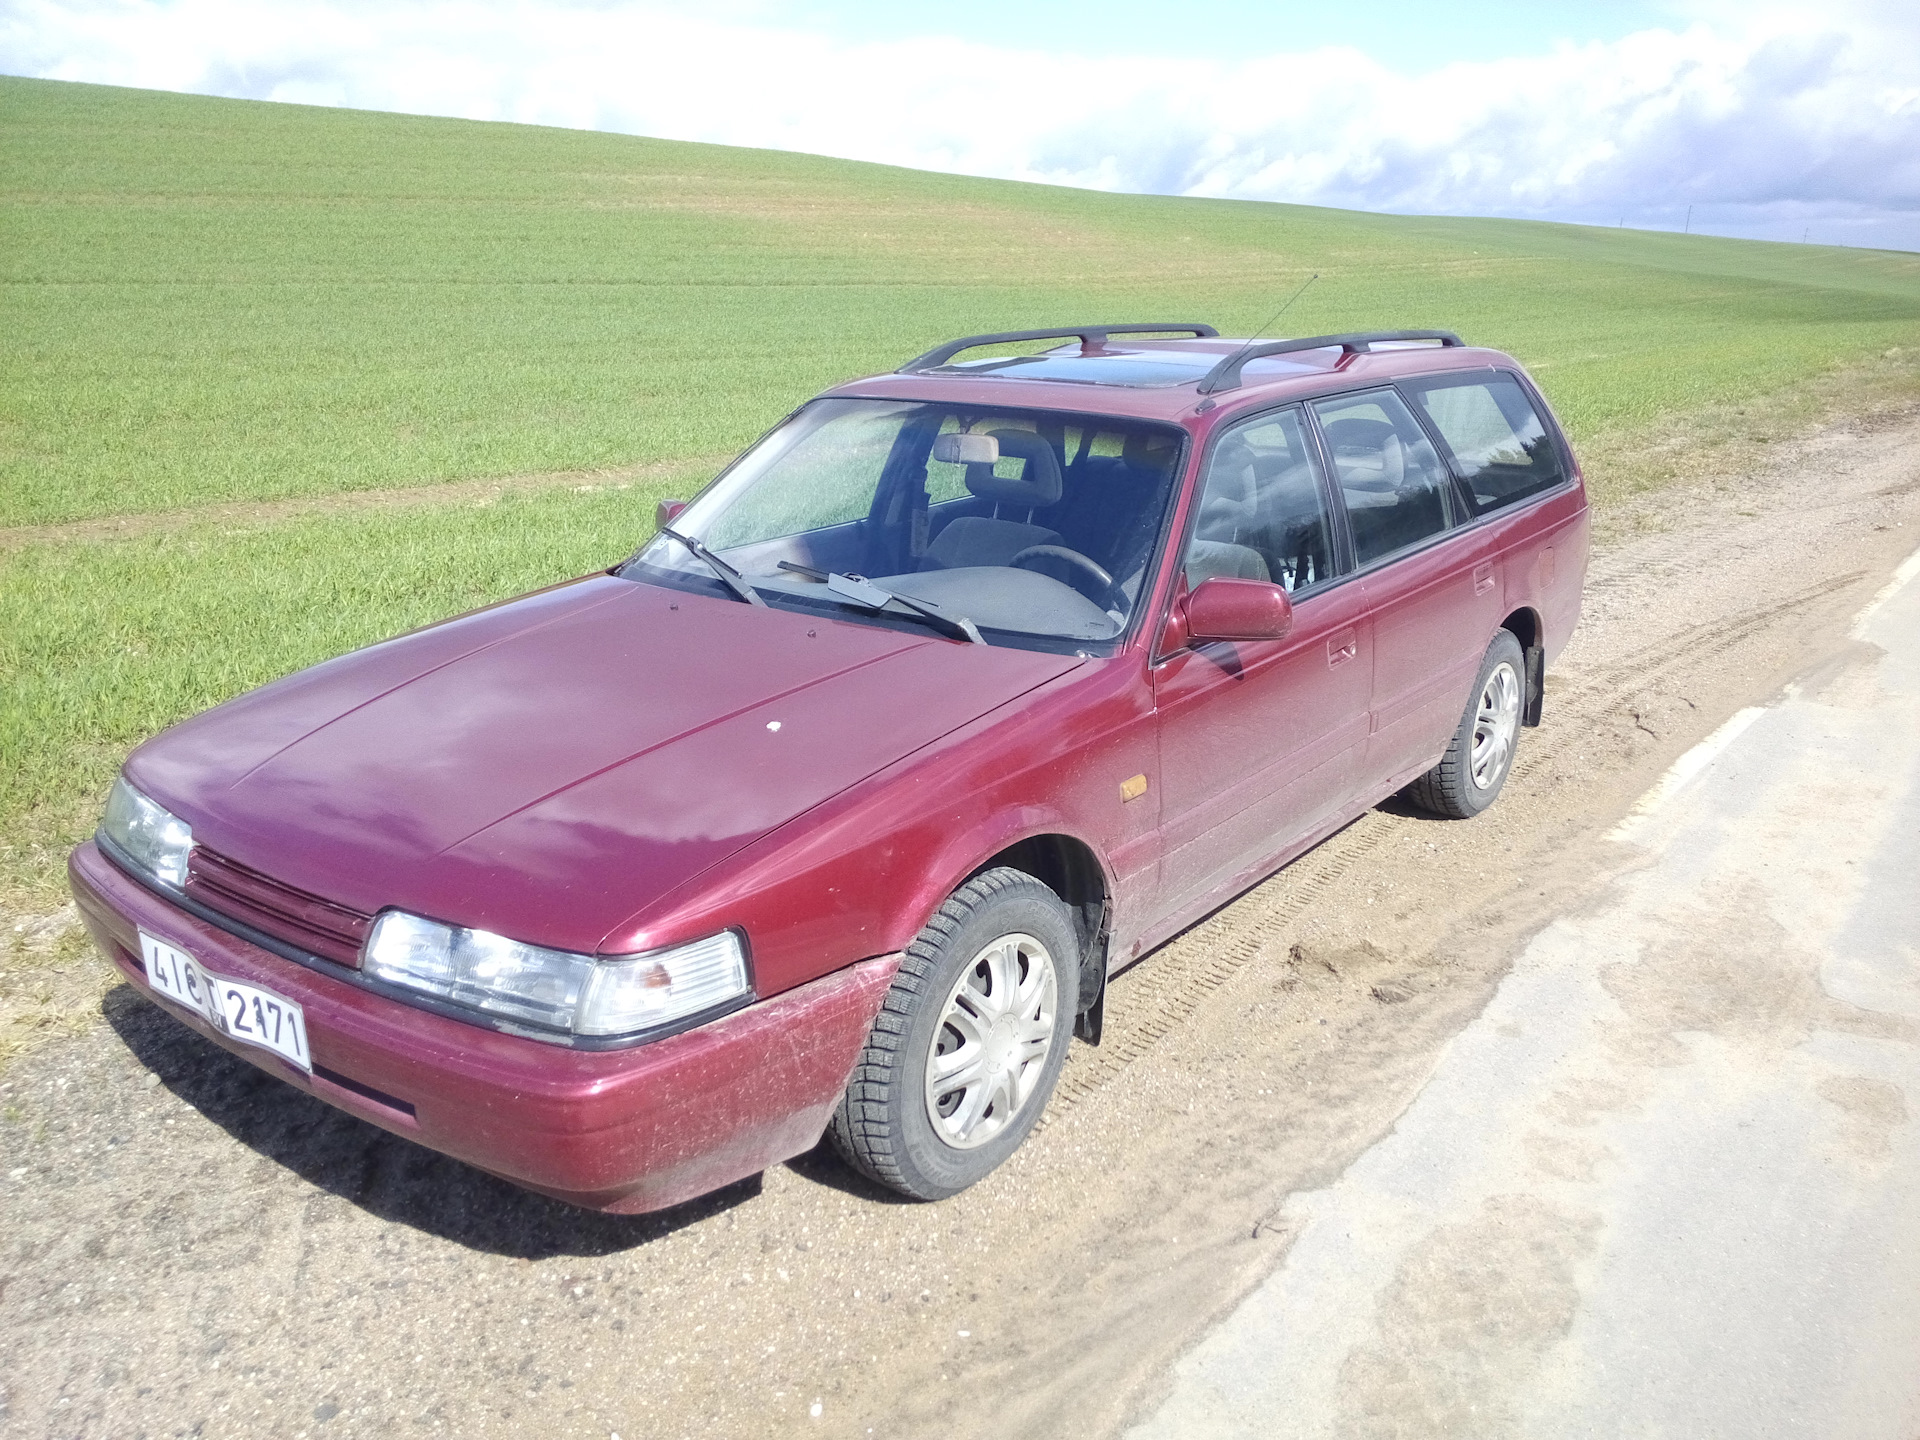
[1309,387,1500,790]
[1151,407,1371,917]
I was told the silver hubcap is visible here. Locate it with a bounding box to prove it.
[924,932,1059,1150]
[1471,660,1522,790]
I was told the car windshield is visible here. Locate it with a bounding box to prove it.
[620,398,1187,651]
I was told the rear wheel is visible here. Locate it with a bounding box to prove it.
[829,868,1078,1200]
[1406,630,1525,819]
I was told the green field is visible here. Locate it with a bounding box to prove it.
[4,73,1920,940]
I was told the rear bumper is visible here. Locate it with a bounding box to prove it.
[69,841,899,1213]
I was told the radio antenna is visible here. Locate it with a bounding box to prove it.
[1198,272,1319,411]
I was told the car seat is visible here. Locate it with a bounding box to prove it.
[923,429,1064,570]
[1059,431,1179,576]
[1323,416,1443,561]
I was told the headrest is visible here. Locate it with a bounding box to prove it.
[1123,429,1179,475]
[1210,435,1257,475]
[1201,436,1258,505]
[1324,417,1404,486]
[1323,417,1397,454]
[965,429,1063,508]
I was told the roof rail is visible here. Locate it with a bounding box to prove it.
[898,323,1219,374]
[1196,330,1465,396]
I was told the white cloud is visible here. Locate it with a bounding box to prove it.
[3,0,1917,247]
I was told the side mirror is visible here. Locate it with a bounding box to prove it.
[1184,576,1293,644]
[656,498,687,531]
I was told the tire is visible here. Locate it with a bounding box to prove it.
[829,867,1079,1200]
[1405,630,1525,819]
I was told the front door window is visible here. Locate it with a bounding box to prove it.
[1184,408,1335,593]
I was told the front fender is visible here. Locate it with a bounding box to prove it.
[899,805,1118,946]
[598,657,1159,999]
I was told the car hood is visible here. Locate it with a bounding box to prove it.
[129,575,1083,953]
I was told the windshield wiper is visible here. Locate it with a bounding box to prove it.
[659,526,766,607]
[830,573,986,646]
[777,561,984,645]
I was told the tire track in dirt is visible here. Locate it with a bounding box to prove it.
[1511,568,1869,779]
[1051,813,1394,1112]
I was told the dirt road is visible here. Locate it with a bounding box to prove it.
[4,408,1919,1440]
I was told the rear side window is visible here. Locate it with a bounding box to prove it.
[1311,389,1456,568]
[1404,373,1566,516]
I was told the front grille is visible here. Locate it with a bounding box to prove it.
[185,847,372,968]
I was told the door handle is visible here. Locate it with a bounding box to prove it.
[1327,627,1358,667]
[1473,562,1496,596]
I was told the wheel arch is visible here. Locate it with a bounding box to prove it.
[912,821,1115,1028]
[1499,605,1542,650]
[964,832,1110,974]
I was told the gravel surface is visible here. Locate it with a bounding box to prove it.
[4,407,1919,1440]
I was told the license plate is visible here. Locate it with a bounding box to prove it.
[140,932,311,1073]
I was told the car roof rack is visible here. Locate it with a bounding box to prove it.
[1195,330,1465,396]
[898,323,1220,374]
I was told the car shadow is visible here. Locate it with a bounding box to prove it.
[781,1137,920,1205]
[102,983,766,1259]
[1372,792,1445,821]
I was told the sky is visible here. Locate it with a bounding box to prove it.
[3,0,1918,251]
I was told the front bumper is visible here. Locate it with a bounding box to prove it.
[70,841,899,1213]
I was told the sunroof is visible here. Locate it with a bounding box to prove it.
[945,346,1341,388]
[947,352,1213,387]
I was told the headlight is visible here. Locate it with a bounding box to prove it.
[363,911,750,1040]
[101,776,194,888]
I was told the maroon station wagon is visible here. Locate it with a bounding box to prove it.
[71,324,1589,1212]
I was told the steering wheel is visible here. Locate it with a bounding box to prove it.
[1009,545,1122,611]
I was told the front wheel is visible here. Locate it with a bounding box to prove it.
[1406,630,1525,818]
[828,868,1078,1200]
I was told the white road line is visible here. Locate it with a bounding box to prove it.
[1850,541,1920,639]
[1605,704,1767,841]
[1610,539,1920,843]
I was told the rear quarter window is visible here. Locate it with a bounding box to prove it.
[1404,373,1566,518]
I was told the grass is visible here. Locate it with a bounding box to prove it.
[7,77,1920,527]
[2,73,1920,1037]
